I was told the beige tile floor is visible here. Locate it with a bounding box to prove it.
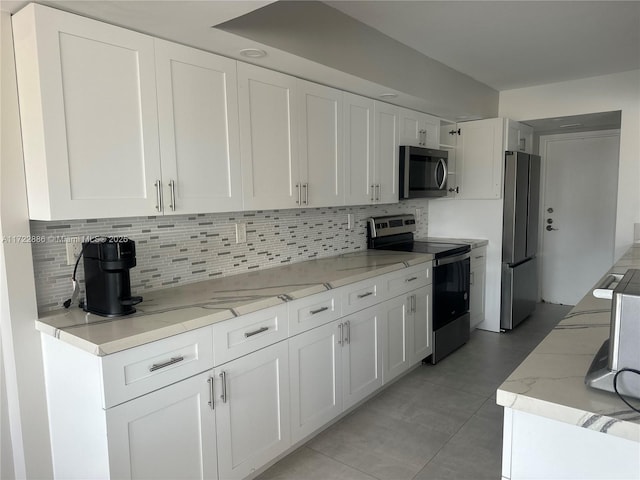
[258,303,573,480]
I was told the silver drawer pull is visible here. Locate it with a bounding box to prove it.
[474,255,484,260]
[357,292,374,299]
[245,326,269,338]
[405,276,418,282]
[149,356,184,372]
[310,306,329,315]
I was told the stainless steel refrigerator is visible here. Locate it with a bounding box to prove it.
[501,151,541,330]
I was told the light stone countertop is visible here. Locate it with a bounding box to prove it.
[497,244,640,443]
[36,250,432,356]
[420,237,488,249]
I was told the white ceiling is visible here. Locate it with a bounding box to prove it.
[326,1,640,91]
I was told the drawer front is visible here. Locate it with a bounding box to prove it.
[471,246,487,266]
[213,304,288,365]
[342,277,382,315]
[384,264,431,298]
[101,327,214,408]
[288,290,342,335]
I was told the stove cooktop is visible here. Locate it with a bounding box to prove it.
[376,240,470,259]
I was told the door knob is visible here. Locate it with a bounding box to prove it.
[546,225,558,231]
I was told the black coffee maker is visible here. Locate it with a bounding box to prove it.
[82,238,142,317]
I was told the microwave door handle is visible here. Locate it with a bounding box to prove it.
[436,158,448,189]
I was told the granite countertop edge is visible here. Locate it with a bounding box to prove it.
[35,250,433,357]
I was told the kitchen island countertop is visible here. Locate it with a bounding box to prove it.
[497,244,640,443]
[36,250,432,356]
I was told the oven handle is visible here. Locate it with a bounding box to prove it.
[436,158,448,190]
[433,251,470,267]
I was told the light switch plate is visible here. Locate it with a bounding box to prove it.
[235,223,247,244]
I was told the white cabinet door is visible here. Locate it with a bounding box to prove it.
[408,286,432,363]
[289,321,343,443]
[214,341,291,480]
[423,115,441,149]
[238,63,300,211]
[381,295,410,384]
[13,4,161,220]
[456,118,504,199]
[344,93,375,206]
[374,101,400,204]
[106,371,217,480]
[399,108,440,149]
[506,119,534,154]
[470,247,487,329]
[298,80,344,207]
[155,40,242,214]
[519,123,534,154]
[342,305,383,410]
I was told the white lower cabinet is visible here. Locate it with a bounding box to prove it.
[106,371,218,480]
[381,294,410,383]
[214,341,291,480]
[409,286,432,363]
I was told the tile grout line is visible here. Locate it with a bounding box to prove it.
[304,445,384,480]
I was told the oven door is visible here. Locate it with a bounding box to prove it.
[399,146,448,198]
[433,254,470,330]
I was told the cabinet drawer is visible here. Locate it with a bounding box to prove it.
[288,290,342,335]
[471,246,487,266]
[342,277,382,315]
[213,304,288,365]
[101,327,214,408]
[384,264,431,298]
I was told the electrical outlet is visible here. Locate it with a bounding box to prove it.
[347,213,354,230]
[235,223,247,244]
[65,237,83,265]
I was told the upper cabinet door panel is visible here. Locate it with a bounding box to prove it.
[155,40,242,214]
[343,93,375,206]
[298,80,344,208]
[399,109,422,147]
[12,4,161,220]
[374,102,400,204]
[238,63,299,211]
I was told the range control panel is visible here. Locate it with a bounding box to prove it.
[368,214,417,238]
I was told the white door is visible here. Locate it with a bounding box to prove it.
[381,295,410,383]
[298,80,343,207]
[106,371,217,480]
[374,101,400,204]
[344,93,375,205]
[214,341,291,480]
[409,286,432,363]
[289,320,343,443]
[342,305,383,410]
[540,131,620,305]
[238,63,299,210]
[155,40,242,214]
[13,4,161,219]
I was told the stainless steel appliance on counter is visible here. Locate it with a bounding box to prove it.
[501,151,541,330]
[368,214,470,363]
[585,269,640,400]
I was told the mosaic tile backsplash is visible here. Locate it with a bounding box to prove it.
[31,201,429,314]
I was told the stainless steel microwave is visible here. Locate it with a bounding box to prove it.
[399,146,448,198]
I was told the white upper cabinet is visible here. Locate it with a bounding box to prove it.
[298,80,344,207]
[155,40,242,214]
[238,63,300,211]
[506,119,534,154]
[455,118,505,199]
[399,108,440,149]
[344,93,375,205]
[13,4,161,220]
[374,101,400,204]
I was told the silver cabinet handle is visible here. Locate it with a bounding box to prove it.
[470,271,475,286]
[357,291,373,299]
[296,183,301,205]
[338,323,343,346]
[413,294,417,313]
[149,356,184,372]
[154,180,163,212]
[310,306,329,315]
[303,183,308,205]
[168,179,176,211]
[370,184,375,202]
[405,276,418,283]
[345,320,351,344]
[244,326,268,338]
[219,371,227,403]
[207,377,215,410]
[474,255,484,260]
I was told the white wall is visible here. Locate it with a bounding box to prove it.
[0,10,53,479]
[499,70,640,261]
